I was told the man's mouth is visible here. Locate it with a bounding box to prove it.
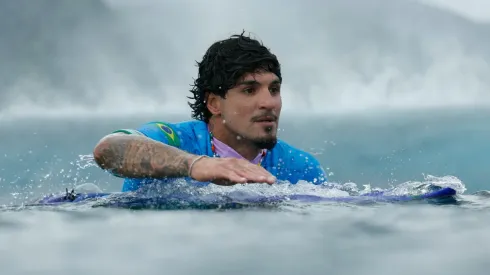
[254,115,277,123]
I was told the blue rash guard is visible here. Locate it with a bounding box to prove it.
[112,120,327,192]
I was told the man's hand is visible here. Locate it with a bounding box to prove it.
[189,156,276,185]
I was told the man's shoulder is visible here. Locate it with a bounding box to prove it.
[271,139,327,184]
[112,119,206,147]
[114,119,204,133]
[273,139,321,166]
[140,119,204,129]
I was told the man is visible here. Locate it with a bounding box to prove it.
[93,32,327,192]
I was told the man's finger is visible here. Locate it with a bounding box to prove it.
[226,170,247,184]
[236,170,275,184]
[247,165,276,184]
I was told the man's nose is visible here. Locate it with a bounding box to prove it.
[258,88,279,109]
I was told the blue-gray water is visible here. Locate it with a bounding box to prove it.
[1,109,490,275]
[3,0,490,274]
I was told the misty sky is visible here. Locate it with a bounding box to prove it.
[421,0,490,22]
[1,0,490,120]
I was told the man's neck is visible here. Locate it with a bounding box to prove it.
[208,118,261,161]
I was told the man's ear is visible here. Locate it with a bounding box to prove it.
[206,92,221,115]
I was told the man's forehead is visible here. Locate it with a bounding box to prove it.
[239,72,281,84]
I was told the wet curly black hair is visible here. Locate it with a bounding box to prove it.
[187,31,282,123]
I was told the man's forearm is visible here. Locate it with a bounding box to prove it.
[93,133,195,178]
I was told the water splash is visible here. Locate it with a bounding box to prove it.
[2,152,469,210]
[185,174,466,200]
[390,174,467,195]
[1,154,100,207]
[73,154,98,170]
[74,183,103,193]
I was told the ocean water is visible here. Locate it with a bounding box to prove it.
[3,0,490,274]
[1,109,490,275]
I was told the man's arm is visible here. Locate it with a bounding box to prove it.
[93,133,196,179]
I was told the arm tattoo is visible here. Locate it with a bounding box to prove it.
[93,133,193,178]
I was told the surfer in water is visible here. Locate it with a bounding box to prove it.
[93,31,327,191]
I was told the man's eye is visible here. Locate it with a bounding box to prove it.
[243,88,254,94]
[270,87,280,94]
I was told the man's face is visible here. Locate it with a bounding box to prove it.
[211,71,282,149]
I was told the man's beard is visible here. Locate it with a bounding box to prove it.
[251,126,277,150]
[252,136,277,150]
[226,124,278,150]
